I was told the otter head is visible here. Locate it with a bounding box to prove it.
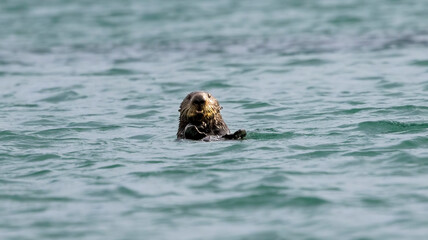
[178,91,223,125]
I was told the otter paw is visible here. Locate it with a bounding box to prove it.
[197,122,207,132]
[223,129,246,140]
[184,124,207,140]
[233,129,247,139]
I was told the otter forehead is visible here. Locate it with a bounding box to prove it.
[182,91,218,106]
[186,91,212,100]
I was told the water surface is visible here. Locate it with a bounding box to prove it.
[1,0,428,239]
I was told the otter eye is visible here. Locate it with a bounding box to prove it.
[208,94,211,98]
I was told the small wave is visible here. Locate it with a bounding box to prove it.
[0,130,19,139]
[11,103,39,108]
[242,102,271,109]
[410,60,428,67]
[39,91,86,103]
[355,76,384,81]
[129,134,154,140]
[67,121,121,131]
[98,164,125,169]
[27,153,60,162]
[368,105,428,116]
[343,150,383,157]
[389,152,428,166]
[357,120,428,134]
[19,170,52,178]
[200,80,234,89]
[288,150,341,159]
[285,196,329,207]
[387,136,428,149]
[248,129,294,140]
[176,193,329,210]
[0,130,43,142]
[116,186,145,199]
[284,58,330,66]
[0,194,72,202]
[22,119,62,127]
[34,128,82,136]
[329,15,362,25]
[329,107,376,115]
[376,81,404,89]
[247,114,282,120]
[125,110,159,119]
[361,197,389,207]
[38,85,84,93]
[129,169,199,179]
[125,104,162,110]
[114,57,142,64]
[85,68,140,76]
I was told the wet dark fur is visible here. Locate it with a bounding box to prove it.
[177,91,245,140]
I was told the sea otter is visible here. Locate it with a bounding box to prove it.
[177,91,246,140]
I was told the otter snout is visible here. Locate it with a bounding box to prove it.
[192,94,206,106]
[191,94,207,112]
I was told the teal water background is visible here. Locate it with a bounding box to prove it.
[1,0,428,239]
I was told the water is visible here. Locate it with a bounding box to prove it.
[1,0,428,239]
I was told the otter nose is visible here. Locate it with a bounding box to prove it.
[192,95,206,105]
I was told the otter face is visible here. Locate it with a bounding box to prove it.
[179,91,222,124]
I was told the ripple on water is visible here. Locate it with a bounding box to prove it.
[360,197,389,207]
[116,186,145,199]
[26,153,61,162]
[287,150,342,160]
[357,120,428,134]
[10,103,40,108]
[34,128,85,137]
[0,194,73,203]
[191,143,249,157]
[38,85,84,93]
[242,102,271,109]
[22,119,63,127]
[388,152,428,166]
[97,164,125,169]
[125,104,162,110]
[200,79,234,89]
[409,60,428,66]
[125,110,160,119]
[86,68,141,76]
[39,91,86,103]
[376,81,404,89]
[386,136,428,150]
[248,129,294,140]
[0,130,45,142]
[67,121,121,131]
[129,134,155,141]
[329,15,362,25]
[19,170,52,178]
[374,105,428,115]
[283,58,331,66]
[129,169,200,179]
[166,193,329,211]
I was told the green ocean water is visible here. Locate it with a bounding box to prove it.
[1,0,428,239]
